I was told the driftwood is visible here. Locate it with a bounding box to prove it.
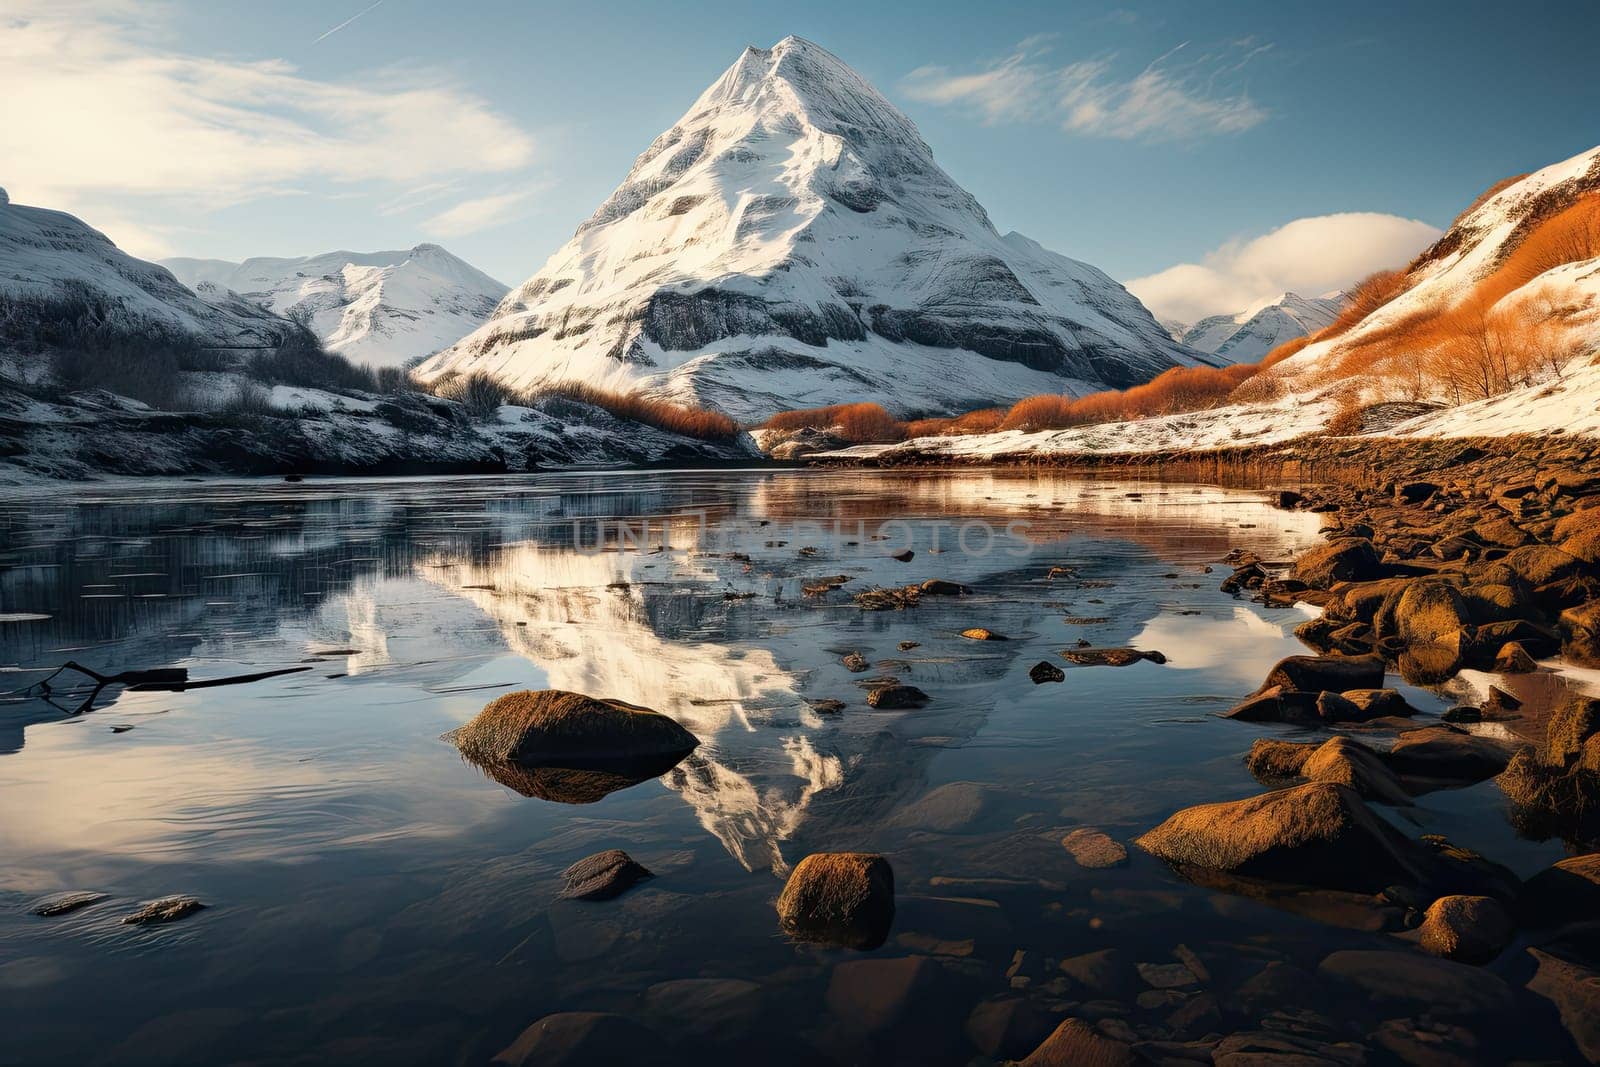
[29,660,313,714]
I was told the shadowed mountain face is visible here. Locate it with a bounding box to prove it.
[416,37,1204,420]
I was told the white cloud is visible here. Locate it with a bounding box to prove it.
[0,4,535,212]
[424,191,535,237]
[1125,212,1443,324]
[903,39,1269,142]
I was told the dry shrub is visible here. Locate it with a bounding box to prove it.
[1485,193,1600,301]
[435,371,515,420]
[995,363,1260,433]
[1320,270,1412,342]
[1326,393,1366,436]
[902,406,1006,438]
[763,402,904,444]
[542,382,740,441]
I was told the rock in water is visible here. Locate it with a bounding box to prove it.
[443,690,699,767]
[1418,895,1513,964]
[867,684,929,709]
[31,891,108,917]
[122,896,205,926]
[492,1012,669,1066]
[776,852,895,950]
[1061,828,1128,869]
[1292,538,1381,588]
[1258,654,1386,695]
[960,627,1008,641]
[1134,782,1431,894]
[1029,661,1065,684]
[560,850,654,901]
[1519,853,1600,928]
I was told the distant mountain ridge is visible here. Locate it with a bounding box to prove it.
[417,36,1208,419]
[1179,292,1343,363]
[164,245,507,368]
[0,189,286,349]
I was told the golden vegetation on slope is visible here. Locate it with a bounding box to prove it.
[430,370,741,440]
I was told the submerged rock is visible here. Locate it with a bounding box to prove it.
[920,578,970,596]
[1317,949,1515,1018]
[559,849,653,901]
[492,1012,668,1066]
[31,891,108,917]
[122,896,205,926]
[842,651,870,673]
[1135,782,1431,894]
[1061,828,1129,869]
[1526,948,1600,1063]
[776,852,895,950]
[960,627,1008,641]
[1386,725,1513,783]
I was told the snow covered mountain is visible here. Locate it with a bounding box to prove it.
[0,188,286,348]
[416,36,1203,420]
[164,245,507,369]
[1179,292,1343,363]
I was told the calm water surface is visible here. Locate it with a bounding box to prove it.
[0,470,1579,1064]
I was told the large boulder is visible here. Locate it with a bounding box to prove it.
[1418,895,1513,964]
[1258,654,1386,695]
[1134,782,1432,894]
[1547,696,1600,764]
[1385,726,1513,783]
[444,690,698,768]
[1392,580,1473,645]
[1504,544,1587,588]
[1300,736,1413,806]
[1519,853,1600,928]
[1293,538,1382,588]
[776,852,895,950]
[1555,508,1600,564]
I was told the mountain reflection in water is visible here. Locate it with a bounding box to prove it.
[4,470,1563,1066]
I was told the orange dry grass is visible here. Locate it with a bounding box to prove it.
[762,402,906,444]
[544,382,741,441]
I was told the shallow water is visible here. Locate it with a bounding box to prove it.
[0,470,1585,1064]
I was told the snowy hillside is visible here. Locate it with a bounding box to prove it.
[416,36,1204,420]
[1180,292,1342,363]
[1271,144,1600,391]
[164,245,507,368]
[0,190,286,348]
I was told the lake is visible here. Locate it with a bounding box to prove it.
[0,470,1581,1064]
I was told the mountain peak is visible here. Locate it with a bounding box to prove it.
[418,37,1194,418]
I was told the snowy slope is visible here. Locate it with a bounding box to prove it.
[1272,145,1600,388]
[1180,292,1342,363]
[0,190,286,347]
[164,245,507,368]
[416,36,1204,420]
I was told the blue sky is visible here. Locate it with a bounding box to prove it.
[5,0,1598,320]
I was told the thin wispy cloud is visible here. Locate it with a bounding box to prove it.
[1125,213,1443,324]
[0,4,536,222]
[314,0,385,44]
[903,37,1271,142]
[424,188,543,238]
